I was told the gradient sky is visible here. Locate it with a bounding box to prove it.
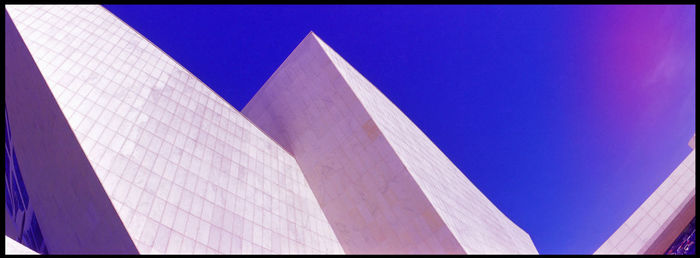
[104,5,696,254]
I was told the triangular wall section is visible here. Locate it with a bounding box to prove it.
[310,33,538,254]
[243,32,465,254]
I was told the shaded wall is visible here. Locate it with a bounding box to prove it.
[5,10,138,254]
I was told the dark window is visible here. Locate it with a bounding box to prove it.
[665,217,696,255]
[5,104,48,254]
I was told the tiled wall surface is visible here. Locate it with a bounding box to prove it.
[595,149,696,254]
[243,32,538,254]
[6,5,343,254]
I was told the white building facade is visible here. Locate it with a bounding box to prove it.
[5,4,538,254]
[6,5,342,254]
[595,135,695,255]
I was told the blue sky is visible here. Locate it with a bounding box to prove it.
[104,5,696,254]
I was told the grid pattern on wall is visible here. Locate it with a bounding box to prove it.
[5,5,343,254]
[595,150,695,254]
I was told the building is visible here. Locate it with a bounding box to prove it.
[5,5,342,254]
[595,135,695,255]
[4,5,537,254]
[242,30,537,254]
